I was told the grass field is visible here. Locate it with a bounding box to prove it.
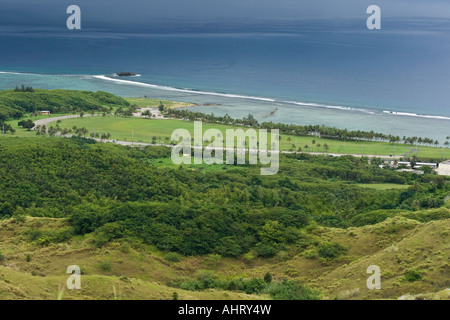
[49,115,450,160]
[124,97,193,109]
[3,92,449,160]
[354,183,411,190]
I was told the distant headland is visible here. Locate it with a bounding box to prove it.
[115,72,137,77]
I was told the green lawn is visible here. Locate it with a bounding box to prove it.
[4,113,70,138]
[125,97,192,109]
[354,183,411,190]
[52,116,450,160]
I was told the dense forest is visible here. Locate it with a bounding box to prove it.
[0,137,448,258]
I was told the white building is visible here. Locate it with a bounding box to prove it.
[395,161,437,169]
[133,107,163,119]
[436,160,450,176]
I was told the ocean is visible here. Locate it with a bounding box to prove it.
[0,17,449,142]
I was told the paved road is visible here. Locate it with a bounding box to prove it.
[33,114,100,127]
[101,140,401,160]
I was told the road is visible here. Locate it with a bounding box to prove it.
[33,114,100,127]
[33,114,404,160]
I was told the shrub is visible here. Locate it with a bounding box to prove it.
[99,260,112,272]
[265,280,320,300]
[317,242,347,259]
[91,222,123,247]
[27,229,41,241]
[244,278,267,294]
[214,237,242,257]
[120,243,131,254]
[204,254,222,267]
[14,214,26,223]
[179,280,203,291]
[164,252,181,263]
[304,250,318,259]
[255,242,276,258]
[264,272,273,284]
[0,251,5,262]
[404,269,422,282]
[243,252,255,263]
[91,232,110,248]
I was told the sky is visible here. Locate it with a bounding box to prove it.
[1,0,450,33]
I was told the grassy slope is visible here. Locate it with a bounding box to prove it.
[0,217,266,300]
[1,214,448,300]
[50,116,449,159]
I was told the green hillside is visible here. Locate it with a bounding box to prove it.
[0,136,448,300]
[0,89,129,121]
[0,89,449,300]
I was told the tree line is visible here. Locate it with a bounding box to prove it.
[166,109,446,147]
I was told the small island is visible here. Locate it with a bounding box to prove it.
[116,72,137,77]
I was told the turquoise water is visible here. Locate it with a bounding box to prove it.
[1,70,448,144]
[0,16,449,142]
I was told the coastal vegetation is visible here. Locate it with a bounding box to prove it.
[167,109,446,150]
[0,89,449,300]
[0,135,448,300]
[1,89,448,159]
[0,137,448,254]
[0,88,129,121]
[49,116,448,160]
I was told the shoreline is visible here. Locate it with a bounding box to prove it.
[94,74,450,121]
[1,72,450,143]
[2,71,450,121]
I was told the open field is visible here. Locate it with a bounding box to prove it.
[125,97,193,109]
[48,115,450,160]
[354,183,411,191]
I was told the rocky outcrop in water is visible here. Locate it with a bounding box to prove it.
[116,72,137,77]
